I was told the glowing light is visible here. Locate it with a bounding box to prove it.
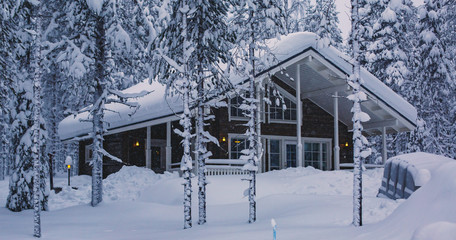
[222,137,226,142]
[345,142,349,147]
[234,140,241,144]
[67,165,71,169]
[135,141,140,147]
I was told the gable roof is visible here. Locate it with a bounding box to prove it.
[58,32,417,141]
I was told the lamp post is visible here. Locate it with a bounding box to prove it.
[65,156,72,186]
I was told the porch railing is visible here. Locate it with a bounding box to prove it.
[206,159,248,176]
[168,159,249,176]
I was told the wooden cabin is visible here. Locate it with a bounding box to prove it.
[58,32,417,177]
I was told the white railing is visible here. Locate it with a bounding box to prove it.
[168,159,249,176]
[206,159,248,176]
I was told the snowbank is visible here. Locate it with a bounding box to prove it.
[1,159,455,240]
[411,222,456,240]
[48,166,179,210]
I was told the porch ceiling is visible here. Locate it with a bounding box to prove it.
[271,49,415,136]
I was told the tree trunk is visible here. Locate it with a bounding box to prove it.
[31,4,43,237]
[350,0,362,227]
[91,14,106,207]
[181,0,192,229]
[197,81,207,225]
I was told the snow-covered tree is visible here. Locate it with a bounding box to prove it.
[0,2,15,181]
[408,0,455,156]
[230,0,284,223]
[43,0,154,207]
[349,0,372,227]
[357,0,384,66]
[364,0,414,91]
[6,0,48,213]
[306,0,343,48]
[30,1,44,236]
[190,1,233,225]
[152,0,195,229]
[282,0,312,33]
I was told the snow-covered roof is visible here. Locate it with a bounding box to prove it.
[59,32,417,141]
[58,81,182,141]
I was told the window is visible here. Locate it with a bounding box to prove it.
[269,140,281,170]
[270,96,297,122]
[230,138,248,160]
[304,142,329,170]
[85,144,93,163]
[230,96,244,118]
[286,144,297,168]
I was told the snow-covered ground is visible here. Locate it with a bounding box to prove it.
[1,155,455,239]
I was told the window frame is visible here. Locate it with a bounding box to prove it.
[267,85,299,124]
[303,137,332,170]
[228,134,249,160]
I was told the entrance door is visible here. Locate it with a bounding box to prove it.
[269,140,281,171]
[148,139,166,173]
[151,146,161,170]
[285,142,297,168]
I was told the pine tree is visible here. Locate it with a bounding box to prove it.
[358,0,384,66]
[283,0,312,33]
[409,0,454,156]
[44,0,154,206]
[314,0,343,48]
[230,0,284,223]
[364,0,414,91]
[6,0,48,213]
[152,0,195,229]
[0,2,15,181]
[190,0,233,225]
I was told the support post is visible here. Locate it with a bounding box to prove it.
[334,92,340,170]
[48,153,54,190]
[296,64,303,167]
[166,121,172,171]
[146,126,151,169]
[382,127,387,164]
[256,81,262,173]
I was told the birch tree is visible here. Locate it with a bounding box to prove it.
[6,0,48,214]
[349,0,371,227]
[230,0,284,223]
[44,0,152,206]
[152,0,195,229]
[30,1,44,236]
[191,1,233,225]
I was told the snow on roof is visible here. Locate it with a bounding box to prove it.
[58,80,182,141]
[58,32,417,141]
[261,32,417,127]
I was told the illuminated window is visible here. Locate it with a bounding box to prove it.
[230,138,248,160]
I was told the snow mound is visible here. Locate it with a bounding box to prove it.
[390,152,453,187]
[364,159,456,239]
[103,166,178,202]
[48,166,179,210]
[411,221,456,240]
[261,166,321,177]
